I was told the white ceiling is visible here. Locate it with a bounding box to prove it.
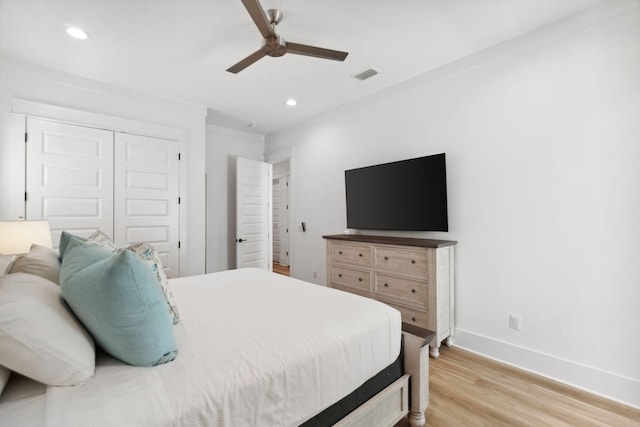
[0,0,608,135]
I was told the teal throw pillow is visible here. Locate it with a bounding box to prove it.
[58,231,87,260]
[60,240,177,367]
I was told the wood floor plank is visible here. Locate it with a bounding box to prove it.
[272,263,290,276]
[429,358,478,384]
[528,384,640,427]
[395,346,640,426]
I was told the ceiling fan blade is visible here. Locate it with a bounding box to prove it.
[241,0,274,38]
[286,42,348,62]
[226,48,267,74]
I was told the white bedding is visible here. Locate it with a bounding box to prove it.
[0,268,401,427]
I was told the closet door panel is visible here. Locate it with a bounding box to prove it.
[114,133,180,277]
[26,118,114,248]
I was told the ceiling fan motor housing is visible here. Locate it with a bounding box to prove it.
[263,35,287,57]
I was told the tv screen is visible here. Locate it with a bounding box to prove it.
[345,153,448,231]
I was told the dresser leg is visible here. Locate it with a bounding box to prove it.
[429,345,440,359]
[408,411,426,427]
[444,336,454,347]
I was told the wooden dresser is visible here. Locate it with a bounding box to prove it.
[323,234,456,358]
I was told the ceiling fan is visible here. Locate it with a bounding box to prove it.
[227,0,349,74]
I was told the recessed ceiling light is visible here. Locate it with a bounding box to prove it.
[66,26,89,40]
[285,98,297,107]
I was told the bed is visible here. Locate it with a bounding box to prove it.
[0,266,432,427]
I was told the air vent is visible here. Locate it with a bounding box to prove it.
[353,68,379,81]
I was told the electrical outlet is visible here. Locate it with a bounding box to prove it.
[509,314,521,331]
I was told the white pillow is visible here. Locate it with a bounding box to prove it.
[0,273,95,386]
[0,365,10,396]
[0,254,16,276]
[9,245,61,284]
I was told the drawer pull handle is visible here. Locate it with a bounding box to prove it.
[384,283,389,287]
[384,256,389,260]
[338,274,342,278]
[411,259,416,264]
[338,251,343,255]
[359,253,363,257]
[411,289,416,293]
[358,278,363,282]
[412,317,417,322]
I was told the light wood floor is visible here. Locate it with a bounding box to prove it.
[395,346,640,427]
[272,263,290,276]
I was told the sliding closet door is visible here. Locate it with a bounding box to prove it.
[114,133,180,277]
[25,118,114,248]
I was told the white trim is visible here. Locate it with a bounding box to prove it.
[13,98,187,142]
[206,123,265,143]
[267,163,273,270]
[265,146,293,164]
[5,114,27,220]
[178,140,188,276]
[454,328,640,409]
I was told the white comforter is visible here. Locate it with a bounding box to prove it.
[2,268,401,427]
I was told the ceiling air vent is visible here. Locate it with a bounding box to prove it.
[353,68,379,81]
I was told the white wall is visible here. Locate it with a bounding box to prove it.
[265,3,640,407]
[0,57,208,276]
[205,124,265,272]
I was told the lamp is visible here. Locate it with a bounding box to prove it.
[0,220,53,255]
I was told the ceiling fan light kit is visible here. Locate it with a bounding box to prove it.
[227,0,349,74]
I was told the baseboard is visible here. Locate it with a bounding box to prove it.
[453,328,640,409]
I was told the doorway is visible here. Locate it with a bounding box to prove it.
[272,159,290,275]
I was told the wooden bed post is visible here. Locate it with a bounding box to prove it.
[402,324,435,427]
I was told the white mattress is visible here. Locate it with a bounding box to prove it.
[0,268,401,427]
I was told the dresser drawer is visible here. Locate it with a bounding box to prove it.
[332,243,372,267]
[379,299,428,328]
[331,284,370,299]
[331,266,372,292]
[375,274,428,307]
[375,247,428,277]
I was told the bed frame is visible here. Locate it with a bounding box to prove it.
[336,323,434,427]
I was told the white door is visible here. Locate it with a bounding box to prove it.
[280,174,290,266]
[272,175,290,266]
[25,118,114,248]
[272,177,282,263]
[114,133,180,278]
[236,157,272,270]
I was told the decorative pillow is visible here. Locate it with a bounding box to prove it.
[86,230,180,324]
[0,365,11,396]
[61,239,177,367]
[58,237,113,285]
[0,255,16,276]
[86,229,119,252]
[9,244,61,284]
[58,231,86,260]
[0,273,95,386]
[127,243,180,324]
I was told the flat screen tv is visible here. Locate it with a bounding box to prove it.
[345,153,448,231]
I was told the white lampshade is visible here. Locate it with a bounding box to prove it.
[0,220,53,255]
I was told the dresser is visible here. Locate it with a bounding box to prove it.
[323,234,456,358]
